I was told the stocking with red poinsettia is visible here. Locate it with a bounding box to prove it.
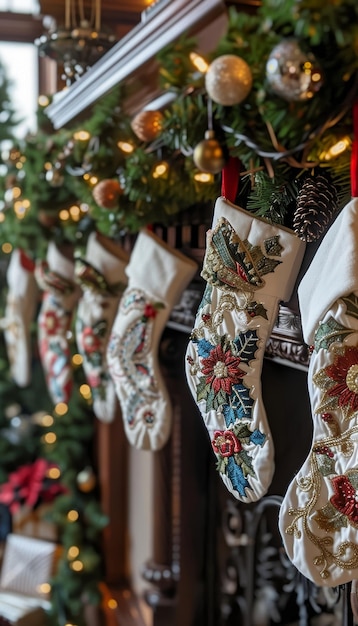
[279,197,358,587]
[35,242,81,405]
[185,196,305,503]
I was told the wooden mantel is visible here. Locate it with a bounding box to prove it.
[45,0,229,129]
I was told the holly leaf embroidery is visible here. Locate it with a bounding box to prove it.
[247,301,268,320]
[233,329,258,365]
[198,284,212,311]
[234,423,256,441]
[225,455,251,497]
[196,376,210,403]
[196,377,229,413]
[313,502,348,532]
[314,317,354,352]
[235,449,256,478]
[196,338,215,359]
[341,293,358,321]
[250,428,266,446]
[223,383,254,425]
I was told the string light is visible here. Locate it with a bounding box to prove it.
[152,160,169,179]
[72,353,83,366]
[73,130,91,141]
[80,384,92,400]
[47,466,61,479]
[69,205,81,221]
[67,510,79,522]
[70,560,84,572]
[43,432,57,444]
[37,583,51,594]
[107,599,118,609]
[2,243,12,254]
[67,546,80,559]
[38,95,50,107]
[193,171,214,183]
[190,52,209,73]
[55,402,68,416]
[117,140,134,153]
[59,209,70,221]
[320,136,351,161]
[42,413,54,427]
[14,200,30,219]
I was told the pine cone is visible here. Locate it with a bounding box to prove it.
[293,173,338,242]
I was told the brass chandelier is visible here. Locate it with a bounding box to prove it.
[35,0,116,85]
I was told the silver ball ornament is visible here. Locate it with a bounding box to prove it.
[266,39,323,102]
[205,54,253,106]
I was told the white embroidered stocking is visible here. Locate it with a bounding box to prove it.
[279,198,358,586]
[3,249,38,387]
[75,232,129,423]
[35,243,81,405]
[185,196,305,503]
[107,228,197,451]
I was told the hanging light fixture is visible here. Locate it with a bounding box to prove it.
[35,0,117,86]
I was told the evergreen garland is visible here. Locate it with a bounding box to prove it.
[0,1,356,252]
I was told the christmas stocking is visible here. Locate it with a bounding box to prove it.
[35,242,81,405]
[3,249,38,387]
[279,197,358,586]
[107,228,197,451]
[185,196,305,503]
[74,232,129,423]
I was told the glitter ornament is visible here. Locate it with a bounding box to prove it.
[92,179,123,209]
[205,54,253,106]
[193,130,226,174]
[131,110,164,142]
[266,39,323,102]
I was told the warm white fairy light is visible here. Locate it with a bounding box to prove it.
[190,52,209,73]
[73,130,91,141]
[117,140,134,153]
[55,402,68,416]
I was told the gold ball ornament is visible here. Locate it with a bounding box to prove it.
[193,130,226,174]
[92,179,123,209]
[205,54,253,106]
[77,466,97,493]
[130,110,164,142]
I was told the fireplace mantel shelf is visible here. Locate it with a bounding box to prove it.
[45,0,228,129]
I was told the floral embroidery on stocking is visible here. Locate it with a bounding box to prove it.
[187,217,286,498]
[283,293,358,581]
[38,293,73,403]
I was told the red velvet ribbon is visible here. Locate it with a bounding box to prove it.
[221,156,241,203]
[19,248,35,272]
[351,100,358,198]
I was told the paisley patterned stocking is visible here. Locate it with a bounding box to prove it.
[107,228,197,451]
[279,198,358,586]
[185,196,305,503]
[74,232,128,423]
